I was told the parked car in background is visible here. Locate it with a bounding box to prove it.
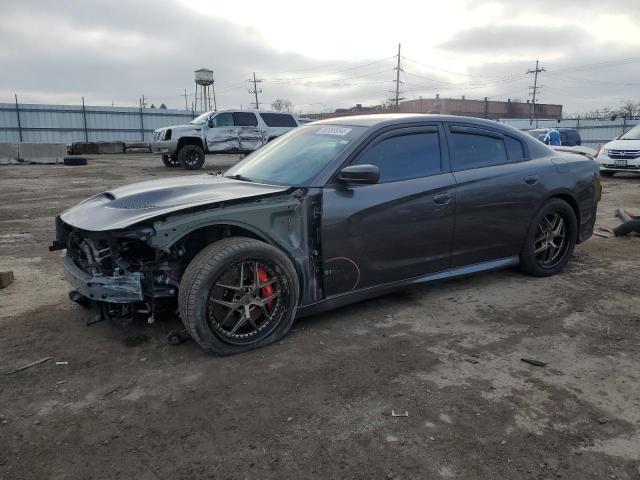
[151,109,299,170]
[52,114,600,355]
[526,128,582,147]
[597,124,640,176]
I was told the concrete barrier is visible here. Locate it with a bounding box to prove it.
[125,142,151,153]
[72,142,99,155]
[0,143,20,164]
[19,143,67,164]
[97,142,125,154]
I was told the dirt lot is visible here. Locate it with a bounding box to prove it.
[1,154,639,480]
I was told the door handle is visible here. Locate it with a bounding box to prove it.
[433,193,451,205]
[524,174,539,185]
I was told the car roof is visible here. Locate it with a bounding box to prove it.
[213,109,294,115]
[313,113,513,130]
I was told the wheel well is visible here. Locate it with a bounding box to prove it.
[171,224,305,300]
[176,137,204,153]
[551,193,581,225]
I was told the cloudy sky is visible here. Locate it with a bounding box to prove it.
[1,0,639,115]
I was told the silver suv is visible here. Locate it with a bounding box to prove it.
[151,109,299,169]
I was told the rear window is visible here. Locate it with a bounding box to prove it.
[449,131,508,171]
[505,136,526,161]
[260,113,298,127]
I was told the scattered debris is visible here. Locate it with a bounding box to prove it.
[103,386,122,398]
[597,417,608,424]
[5,356,52,375]
[286,417,293,422]
[0,270,14,289]
[593,228,614,238]
[521,358,547,367]
[613,209,640,237]
[500,440,507,445]
[391,410,409,417]
[55,361,69,365]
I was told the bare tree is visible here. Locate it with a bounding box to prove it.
[271,98,293,112]
[619,100,640,118]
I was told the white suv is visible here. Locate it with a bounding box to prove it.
[597,124,640,177]
[152,109,300,170]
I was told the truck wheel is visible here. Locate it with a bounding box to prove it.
[520,198,577,277]
[178,237,299,355]
[162,155,180,168]
[178,145,205,170]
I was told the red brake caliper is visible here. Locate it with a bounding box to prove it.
[257,266,274,311]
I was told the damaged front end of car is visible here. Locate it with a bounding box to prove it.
[50,218,181,326]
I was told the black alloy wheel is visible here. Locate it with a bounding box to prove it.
[178,144,205,170]
[207,259,284,345]
[533,212,569,268]
[162,154,180,167]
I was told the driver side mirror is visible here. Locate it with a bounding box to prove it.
[207,119,214,128]
[338,164,379,185]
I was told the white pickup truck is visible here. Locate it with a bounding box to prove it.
[151,109,300,169]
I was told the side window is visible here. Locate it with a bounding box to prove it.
[449,130,508,171]
[234,112,258,127]
[212,113,234,127]
[505,136,526,161]
[260,113,298,127]
[354,132,441,183]
[560,132,568,144]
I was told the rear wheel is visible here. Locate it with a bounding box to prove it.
[600,171,615,177]
[178,144,205,170]
[178,237,299,355]
[162,154,180,168]
[520,198,577,277]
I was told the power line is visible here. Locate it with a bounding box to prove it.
[248,72,263,109]
[526,59,545,126]
[389,43,404,111]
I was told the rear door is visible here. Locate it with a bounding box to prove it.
[320,125,456,296]
[259,112,299,138]
[446,124,542,267]
[233,112,265,151]
[205,112,238,152]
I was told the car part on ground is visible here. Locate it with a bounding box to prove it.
[51,114,600,354]
[613,209,640,236]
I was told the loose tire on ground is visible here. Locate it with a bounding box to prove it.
[520,198,577,277]
[177,145,205,170]
[161,154,180,168]
[178,237,299,355]
[63,156,88,166]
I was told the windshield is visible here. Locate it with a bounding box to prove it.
[224,125,367,186]
[189,111,214,125]
[619,124,640,140]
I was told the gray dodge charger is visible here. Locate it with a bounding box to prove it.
[51,114,601,355]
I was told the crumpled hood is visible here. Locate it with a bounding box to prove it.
[155,123,203,136]
[60,175,290,231]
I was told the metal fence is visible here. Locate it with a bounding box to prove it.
[0,100,199,145]
[498,117,640,148]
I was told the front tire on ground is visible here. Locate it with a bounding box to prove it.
[520,198,577,277]
[178,237,299,355]
[161,154,180,168]
[177,144,205,170]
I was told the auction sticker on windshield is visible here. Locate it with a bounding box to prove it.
[316,126,352,136]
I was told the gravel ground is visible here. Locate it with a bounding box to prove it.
[0,154,639,480]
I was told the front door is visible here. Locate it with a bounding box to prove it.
[320,125,456,297]
[205,112,238,152]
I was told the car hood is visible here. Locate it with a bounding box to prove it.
[60,175,290,231]
[603,139,640,150]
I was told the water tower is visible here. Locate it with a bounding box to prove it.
[194,68,216,112]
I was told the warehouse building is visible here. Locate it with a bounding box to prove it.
[398,94,562,120]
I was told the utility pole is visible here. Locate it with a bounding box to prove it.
[212,79,217,111]
[389,43,404,112]
[180,89,189,110]
[526,60,545,126]
[248,72,262,109]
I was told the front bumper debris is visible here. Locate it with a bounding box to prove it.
[62,254,143,303]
